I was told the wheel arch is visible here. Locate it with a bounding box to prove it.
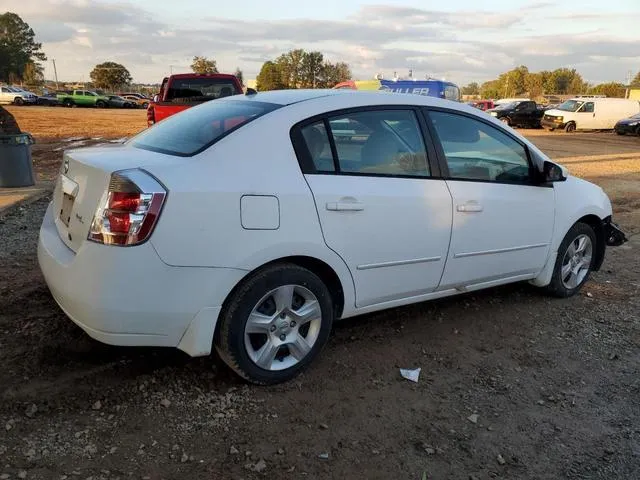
[575,214,606,272]
[221,255,346,320]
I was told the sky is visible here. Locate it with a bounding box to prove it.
[2,0,639,86]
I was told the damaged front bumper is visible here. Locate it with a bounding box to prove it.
[603,218,628,246]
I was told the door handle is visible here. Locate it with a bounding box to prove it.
[457,202,483,213]
[326,201,364,211]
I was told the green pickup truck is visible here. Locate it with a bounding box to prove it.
[56,90,110,108]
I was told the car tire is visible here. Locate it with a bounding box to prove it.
[636,126,640,137]
[96,101,106,108]
[215,263,334,385]
[63,99,74,108]
[547,128,555,132]
[13,97,24,106]
[564,122,576,133]
[142,102,149,109]
[545,222,596,298]
[500,117,511,126]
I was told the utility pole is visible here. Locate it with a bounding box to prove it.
[52,59,59,89]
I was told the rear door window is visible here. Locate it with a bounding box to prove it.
[130,100,280,156]
[166,78,242,103]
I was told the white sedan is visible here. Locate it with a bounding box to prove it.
[38,89,628,385]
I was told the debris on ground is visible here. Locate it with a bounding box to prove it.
[399,367,421,383]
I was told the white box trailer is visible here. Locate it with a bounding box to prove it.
[542,97,640,132]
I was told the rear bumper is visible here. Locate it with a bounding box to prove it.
[37,202,247,356]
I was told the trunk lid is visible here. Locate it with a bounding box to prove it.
[51,144,177,252]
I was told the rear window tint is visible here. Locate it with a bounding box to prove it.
[130,100,280,156]
[166,78,242,102]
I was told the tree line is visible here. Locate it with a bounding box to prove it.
[256,49,352,90]
[462,65,640,99]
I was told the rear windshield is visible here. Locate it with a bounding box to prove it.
[166,77,242,102]
[130,100,280,156]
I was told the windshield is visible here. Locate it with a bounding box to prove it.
[166,78,242,102]
[557,100,584,112]
[130,99,280,156]
[630,113,640,120]
[495,102,518,110]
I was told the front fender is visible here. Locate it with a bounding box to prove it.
[530,176,612,287]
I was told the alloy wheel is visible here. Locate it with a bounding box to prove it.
[244,284,322,371]
[560,234,593,289]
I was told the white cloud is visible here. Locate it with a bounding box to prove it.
[2,0,638,85]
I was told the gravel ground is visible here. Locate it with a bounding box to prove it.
[0,193,638,479]
[1,127,639,479]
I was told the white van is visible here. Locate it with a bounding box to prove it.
[541,97,640,132]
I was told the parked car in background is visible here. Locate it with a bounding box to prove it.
[121,94,150,108]
[106,95,137,109]
[57,90,111,108]
[118,92,149,100]
[0,85,37,105]
[494,97,530,106]
[542,98,640,132]
[486,100,544,128]
[147,73,243,126]
[38,89,627,385]
[467,100,495,111]
[614,112,640,136]
[36,93,61,106]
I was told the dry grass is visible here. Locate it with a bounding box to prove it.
[5,105,146,139]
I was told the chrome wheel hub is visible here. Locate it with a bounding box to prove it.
[244,285,322,371]
[561,234,593,289]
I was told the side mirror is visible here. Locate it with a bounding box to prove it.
[153,94,159,103]
[543,161,566,182]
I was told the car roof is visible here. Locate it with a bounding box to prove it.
[219,88,458,107]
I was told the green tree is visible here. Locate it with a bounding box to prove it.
[275,49,305,88]
[589,82,626,98]
[631,71,640,87]
[299,51,324,88]
[89,62,132,91]
[480,79,502,99]
[23,61,44,85]
[320,61,351,88]
[499,65,529,97]
[190,56,218,74]
[234,67,244,86]
[524,72,545,99]
[543,68,585,94]
[256,61,286,91]
[0,12,46,82]
[461,82,480,96]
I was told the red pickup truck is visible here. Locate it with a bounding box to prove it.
[147,73,243,126]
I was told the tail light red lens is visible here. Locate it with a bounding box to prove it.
[88,169,166,246]
[147,106,155,127]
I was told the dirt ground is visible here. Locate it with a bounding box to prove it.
[0,107,639,480]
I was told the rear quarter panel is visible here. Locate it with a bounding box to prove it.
[144,102,357,310]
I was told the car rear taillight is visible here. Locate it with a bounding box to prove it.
[147,105,155,126]
[88,169,166,246]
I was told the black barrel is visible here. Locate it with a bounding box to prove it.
[0,134,36,188]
